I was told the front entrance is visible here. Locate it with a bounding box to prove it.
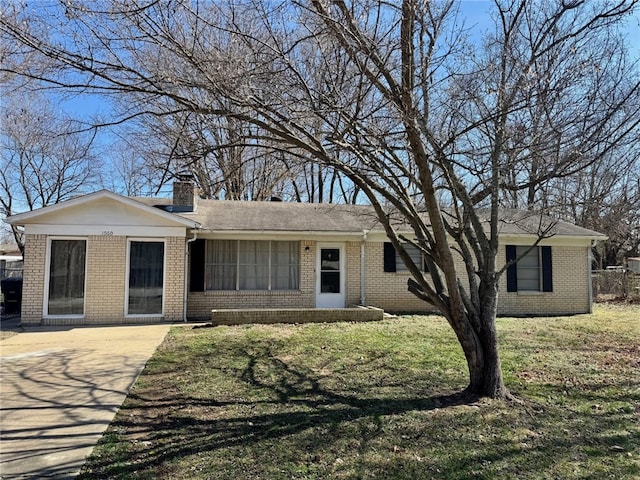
[316,243,346,308]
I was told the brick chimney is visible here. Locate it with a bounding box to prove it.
[172,174,197,213]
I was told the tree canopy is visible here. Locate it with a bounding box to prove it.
[1,0,638,397]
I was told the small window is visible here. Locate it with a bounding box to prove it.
[506,245,553,292]
[384,242,428,273]
[515,246,541,291]
[396,244,427,272]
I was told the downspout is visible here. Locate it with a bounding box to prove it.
[184,231,198,322]
[588,239,595,314]
[360,230,368,305]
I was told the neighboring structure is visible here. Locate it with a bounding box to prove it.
[627,257,640,274]
[6,181,606,326]
[0,244,23,280]
[0,243,24,315]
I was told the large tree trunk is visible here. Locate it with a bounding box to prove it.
[465,326,507,398]
[455,284,508,399]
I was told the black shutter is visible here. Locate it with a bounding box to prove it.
[383,242,396,272]
[506,245,517,292]
[189,239,206,292]
[541,246,553,292]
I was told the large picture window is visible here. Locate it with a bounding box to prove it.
[205,240,299,290]
[48,239,86,315]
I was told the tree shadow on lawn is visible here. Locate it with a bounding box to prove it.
[80,346,640,479]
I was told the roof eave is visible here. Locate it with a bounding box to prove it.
[193,229,370,236]
[498,232,608,242]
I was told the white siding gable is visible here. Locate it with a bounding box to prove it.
[9,191,197,237]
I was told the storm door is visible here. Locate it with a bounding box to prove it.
[316,243,345,308]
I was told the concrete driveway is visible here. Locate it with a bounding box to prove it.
[0,323,171,479]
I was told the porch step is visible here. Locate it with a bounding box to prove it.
[210,306,384,326]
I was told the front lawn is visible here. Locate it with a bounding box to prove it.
[79,304,639,479]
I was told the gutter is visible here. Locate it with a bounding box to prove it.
[197,230,369,237]
[183,231,198,322]
[588,244,593,313]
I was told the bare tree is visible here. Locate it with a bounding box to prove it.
[2,0,638,398]
[128,98,361,202]
[0,90,102,252]
[101,138,159,197]
[466,2,640,265]
[548,147,640,267]
[109,13,362,203]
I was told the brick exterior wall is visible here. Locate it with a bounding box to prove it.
[21,234,593,325]
[186,239,592,318]
[361,242,592,315]
[210,307,383,325]
[359,242,433,312]
[20,234,186,326]
[20,234,47,326]
[497,245,591,316]
[84,235,127,323]
[164,236,186,321]
[345,241,362,306]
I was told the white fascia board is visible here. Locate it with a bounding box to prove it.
[365,232,398,242]
[0,255,22,261]
[357,231,426,243]
[7,190,199,229]
[359,231,606,246]
[498,233,607,246]
[25,224,189,237]
[198,230,368,241]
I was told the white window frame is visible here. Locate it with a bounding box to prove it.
[125,238,167,317]
[43,237,88,318]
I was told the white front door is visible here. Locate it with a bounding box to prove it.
[316,243,346,308]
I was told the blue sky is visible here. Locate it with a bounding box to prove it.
[25,0,640,197]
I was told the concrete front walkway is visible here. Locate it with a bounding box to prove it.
[0,324,171,479]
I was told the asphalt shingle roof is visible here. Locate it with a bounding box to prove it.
[131,197,605,238]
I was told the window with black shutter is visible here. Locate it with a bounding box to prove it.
[506,245,553,292]
[384,242,428,273]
